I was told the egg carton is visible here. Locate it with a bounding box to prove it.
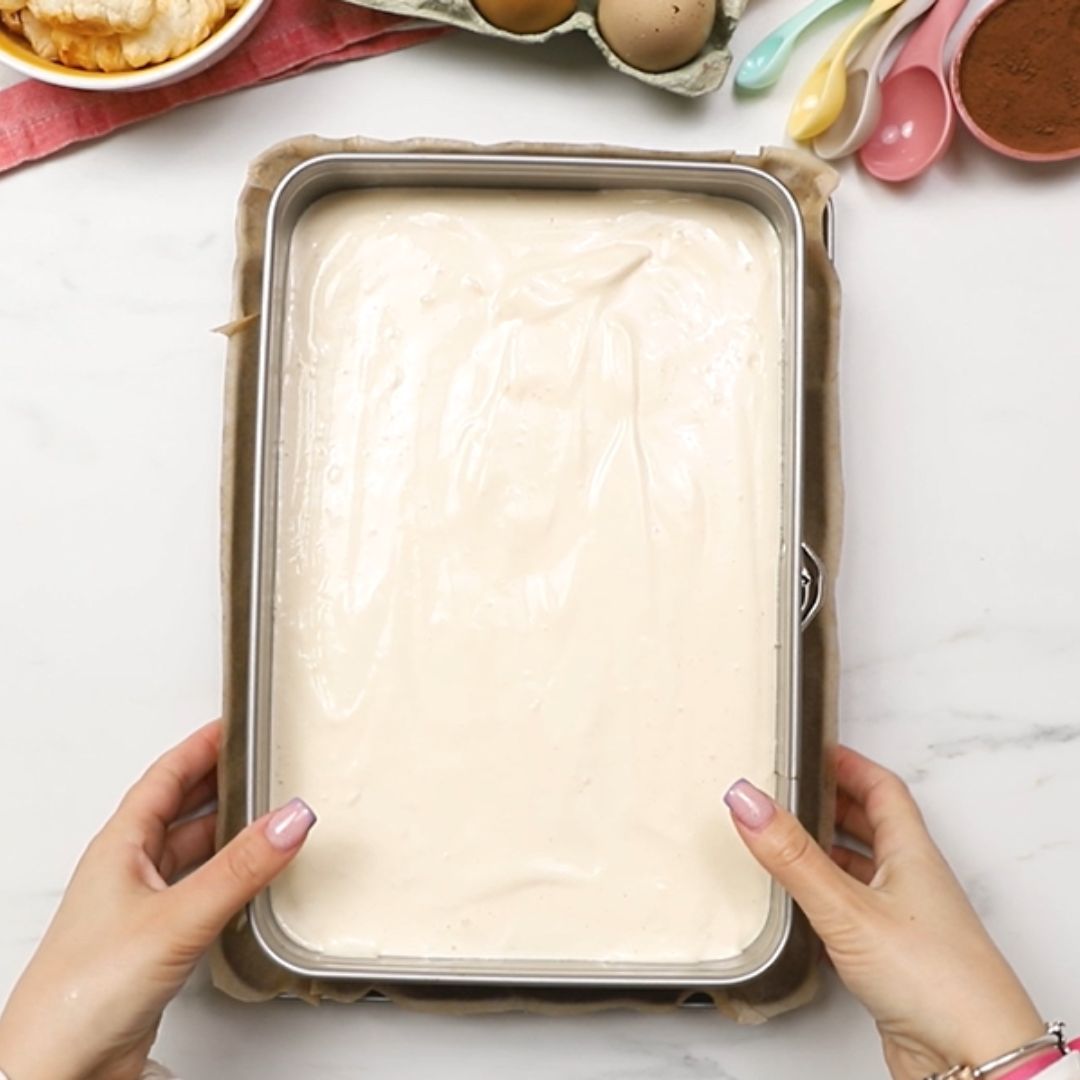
[341,0,747,95]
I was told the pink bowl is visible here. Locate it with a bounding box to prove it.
[950,0,1080,164]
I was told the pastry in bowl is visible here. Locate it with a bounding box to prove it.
[0,0,268,88]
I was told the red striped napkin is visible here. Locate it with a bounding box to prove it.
[0,0,449,175]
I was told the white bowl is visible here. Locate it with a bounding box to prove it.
[0,0,270,90]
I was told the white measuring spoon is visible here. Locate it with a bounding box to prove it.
[812,0,939,159]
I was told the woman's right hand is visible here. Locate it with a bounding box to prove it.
[725,746,1043,1080]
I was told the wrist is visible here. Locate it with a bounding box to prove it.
[0,1042,50,1080]
[938,1023,1072,1080]
[951,1007,1046,1068]
[0,1028,41,1080]
[0,1016,92,1080]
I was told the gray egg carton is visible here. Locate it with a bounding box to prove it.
[342,0,748,95]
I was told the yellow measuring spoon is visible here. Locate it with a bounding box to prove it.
[787,0,907,140]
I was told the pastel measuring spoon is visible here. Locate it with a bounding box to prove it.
[736,0,868,91]
[812,0,938,159]
[858,0,971,180]
[787,0,908,141]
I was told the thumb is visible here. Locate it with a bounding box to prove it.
[725,779,852,934]
[170,798,316,947]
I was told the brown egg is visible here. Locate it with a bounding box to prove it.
[472,0,576,33]
[597,0,715,72]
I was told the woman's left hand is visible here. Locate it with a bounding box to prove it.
[0,721,316,1080]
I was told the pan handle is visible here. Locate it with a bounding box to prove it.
[823,198,836,261]
[800,543,825,630]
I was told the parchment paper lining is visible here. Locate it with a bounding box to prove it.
[210,138,842,1023]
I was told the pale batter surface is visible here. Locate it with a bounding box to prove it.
[269,188,785,965]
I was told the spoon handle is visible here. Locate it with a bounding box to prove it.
[830,0,904,67]
[889,0,970,69]
[848,0,937,76]
[766,0,862,45]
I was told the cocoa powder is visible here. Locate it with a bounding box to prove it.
[957,0,1080,156]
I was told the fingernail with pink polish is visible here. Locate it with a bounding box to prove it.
[265,798,317,851]
[724,779,776,831]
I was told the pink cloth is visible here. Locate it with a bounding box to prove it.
[0,0,448,175]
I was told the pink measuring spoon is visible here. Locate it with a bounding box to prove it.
[857,0,971,181]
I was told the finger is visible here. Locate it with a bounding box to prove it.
[725,779,854,934]
[834,746,929,859]
[159,811,218,883]
[116,721,222,838]
[834,790,873,846]
[147,772,217,866]
[830,844,877,886]
[167,798,316,947]
[176,773,218,821]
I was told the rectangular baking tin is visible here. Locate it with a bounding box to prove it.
[247,152,809,988]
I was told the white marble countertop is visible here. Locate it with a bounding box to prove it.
[2,5,1078,1075]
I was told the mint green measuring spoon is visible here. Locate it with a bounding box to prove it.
[735,0,870,91]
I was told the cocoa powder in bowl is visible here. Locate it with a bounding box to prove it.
[956,0,1080,158]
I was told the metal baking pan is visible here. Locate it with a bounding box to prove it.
[246,151,822,988]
